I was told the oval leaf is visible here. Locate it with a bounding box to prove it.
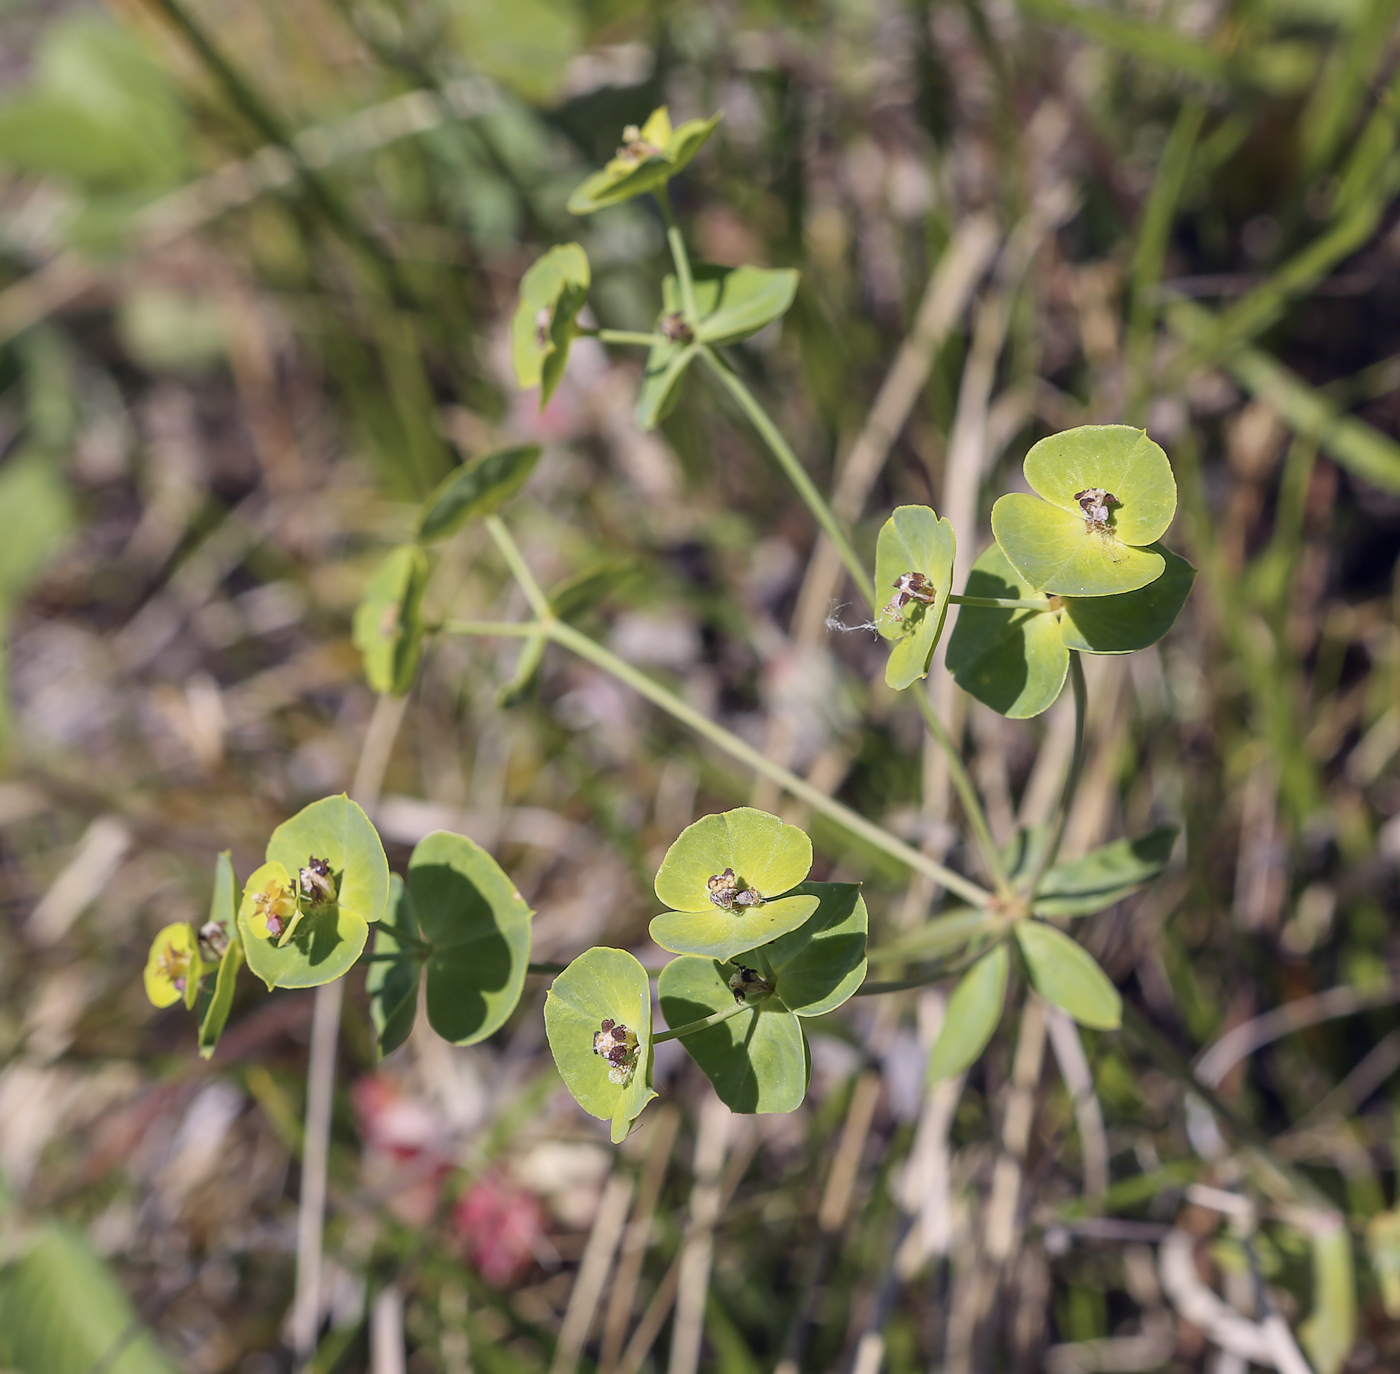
[873,505,957,691]
[1057,546,1196,654]
[412,831,533,1047]
[658,955,809,1114]
[197,929,243,1060]
[367,874,421,1059]
[1014,921,1121,1029]
[415,444,541,542]
[946,542,1069,718]
[927,943,1009,1082]
[352,544,429,696]
[762,881,868,1017]
[544,947,657,1143]
[511,243,589,405]
[688,265,799,345]
[649,893,820,963]
[1033,826,1177,918]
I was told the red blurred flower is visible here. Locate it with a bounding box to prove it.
[453,1174,546,1287]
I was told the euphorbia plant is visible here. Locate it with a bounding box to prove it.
[146,105,1196,1142]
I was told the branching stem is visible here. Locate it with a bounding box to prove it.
[485,515,551,620]
[656,186,699,324]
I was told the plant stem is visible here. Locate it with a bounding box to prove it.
[946,594,1052,611]
[655,186,699,324]
[528,961,568,976]
[545,618,989,906]
[653,1000,755,1043]
[580,329,667,347]
[357,951,419,964]
[853,938,1001,996]
[1025,651,1087,898]
[437,618,545,639]
[913,690,1011,896]
[484,516,552,620]
[699,346,878,609]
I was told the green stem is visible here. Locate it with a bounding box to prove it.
[436,618,546,639]
[913,690,1011,896]
[946,594,1052,611]
[578,329,668,347]
[376,919,431,955]
[699,346,877,609]
[357,951,418,964]
[1025,651,1087,898]
[653,999,754,1043]
[484,516,551,621]
[527,961,568,976]
[545,618,989,906]
[655,186,699,324]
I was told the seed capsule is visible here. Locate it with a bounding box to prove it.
[592,1018,639,1085]
[298,856,337,906]
[727,965,774,1003]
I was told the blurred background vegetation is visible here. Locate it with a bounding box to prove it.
[0,0,1398,1370]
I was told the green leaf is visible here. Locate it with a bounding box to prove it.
[1365,1209,1400,1319]
[367,875,421,1059]
[443,0,581,103]
[266,795,390,929]
[991,426,1177,597]
[1014,921,1121,1029]
[678,265,800,344]
[237,859,368,990]
[658,956,809,1114]
[1300,1219,1357,1374]
[544,947,657,1143]
[411,831,533,1047]
[927,944,1009,1083]
[1056,546,1196,654]
[495,631,547,709]
[635,340,697,430]
[865,907,990,964]
[0,1224,180,1374]
[762,881,868,1017]
[946,543,1068,718]
[197,930,243,1060]
[650,808,818,962]
[549,558,637,622]
[143,922,197,1009]
[415,444,541,542]
[511,243,590,405]
[352,544,429,696]
[1033,826,1177,918]
[873,505,958,690]
[567,108,721,215]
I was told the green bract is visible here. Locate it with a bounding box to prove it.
[511,243,589,405]
[238,796,389,990]
[567,107,721,216]
[1056,546,1196,654]
[927,943,1009,1083]
[143,922,198,1009]
[197,850,242,1058]
[760,882,868,1016]
[946,543,1067,719]
[410,830,533,1046]
[948,541,1196,718]
[873,505,957,691]
[991,426,1176,596]
[544,947,657,1143]
[650,808,819,962]
[352,544,428,696]
[635,264,799,430]
[658,957,808,1114]
[367,875,421,1059]
[415,444,541,543]
[1014,920,1122,1030]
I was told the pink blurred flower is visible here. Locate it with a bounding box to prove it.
[453,1174,546,1287]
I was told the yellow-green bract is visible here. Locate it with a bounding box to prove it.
[544,947,657,1143]
[873,504,957,691]
[650,808,819,962]
[352,544,428,697]
[990,426,1177,597]
[567,107,721,216]
[511,243,589,406]
[143,922,198,1009]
